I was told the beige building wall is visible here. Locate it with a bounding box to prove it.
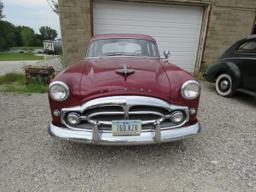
[58,0,91,66]
[58,0,256,72]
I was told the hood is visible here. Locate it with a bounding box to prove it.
[79,57,171,99]
[53,57,195,107]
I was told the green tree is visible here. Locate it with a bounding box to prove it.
[0,21,16,50]
[20,26,35,46]
[0,0,4,20]
[33,34,43,46]
[14,26,23,46]
[39,26,57,40]
[15,26,42,47]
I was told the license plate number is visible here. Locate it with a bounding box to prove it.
[112,120,142,136]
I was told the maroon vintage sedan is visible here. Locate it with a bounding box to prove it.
[48,34,201,145]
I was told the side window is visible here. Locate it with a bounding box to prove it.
[237,41,256,54]
[146,42,157,57]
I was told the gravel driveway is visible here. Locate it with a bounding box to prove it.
[0,82,255,192]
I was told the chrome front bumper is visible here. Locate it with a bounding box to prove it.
[48,122,201,146]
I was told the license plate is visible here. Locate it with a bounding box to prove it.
[112,120,142,136]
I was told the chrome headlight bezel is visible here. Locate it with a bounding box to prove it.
[66,112,81,125]
[181,80,201,100]
[170,110,185,124]
[49,81,70,102]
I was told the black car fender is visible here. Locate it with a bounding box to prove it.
[224,62,240,77]
[205,61,241,89]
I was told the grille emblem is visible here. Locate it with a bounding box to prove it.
[122,103,130,119]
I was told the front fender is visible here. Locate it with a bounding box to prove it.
[205,62,241,88]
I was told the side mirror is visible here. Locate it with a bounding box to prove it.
[163,50,171,59]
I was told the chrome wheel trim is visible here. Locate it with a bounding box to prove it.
[220,80,230,91]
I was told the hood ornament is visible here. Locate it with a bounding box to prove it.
[116,65,135,77]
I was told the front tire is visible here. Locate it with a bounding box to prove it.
[215,74,234,97]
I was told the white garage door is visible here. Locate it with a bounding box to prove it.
[93,0,203,72]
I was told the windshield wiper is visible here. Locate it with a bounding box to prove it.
[103,53,150,58]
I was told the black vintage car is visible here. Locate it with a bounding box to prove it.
[204,35,256,97]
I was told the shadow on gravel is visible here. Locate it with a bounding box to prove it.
[71,139,187,152]
[204,81,256,107]
[49,138,192,163]
[233,92,256,107]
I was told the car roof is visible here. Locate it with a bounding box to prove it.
[90,34,157,42]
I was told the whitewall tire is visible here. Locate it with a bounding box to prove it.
[215,74,234,97]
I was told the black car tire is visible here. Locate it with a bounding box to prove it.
[216,74,234,97]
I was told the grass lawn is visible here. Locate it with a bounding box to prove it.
[0,73,48,93]
[0,52,44,61]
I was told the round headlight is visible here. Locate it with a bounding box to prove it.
[67,112,81,125]
[49,81,69,101]
[170,111,185,124]
[181,80,200,100]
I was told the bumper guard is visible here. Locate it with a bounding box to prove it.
[48,122,201,146]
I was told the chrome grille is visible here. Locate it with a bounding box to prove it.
[82,105,167,125]
[61,96,189,130]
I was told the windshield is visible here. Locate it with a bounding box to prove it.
[87,38,159,58]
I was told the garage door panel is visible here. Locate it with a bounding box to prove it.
[94,24,201,38]
[94,2,202,22]
[94,0,203,72]
[154,42,200,51]
[94,14,202,25]
[95,20,200,30]
[158,46,199,51]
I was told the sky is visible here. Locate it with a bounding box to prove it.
[2,0,61,38]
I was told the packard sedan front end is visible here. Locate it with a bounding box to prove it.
[48,34,201,145]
